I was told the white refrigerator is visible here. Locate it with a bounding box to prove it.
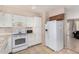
[45,20,64,52]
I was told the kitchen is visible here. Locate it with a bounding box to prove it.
[0,5,43,53]
[0,5,65,54]
[0,5,79,54]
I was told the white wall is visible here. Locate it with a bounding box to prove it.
[48,7,64,17]
[65,6,79,19]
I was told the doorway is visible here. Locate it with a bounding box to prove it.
[66,19,79,53]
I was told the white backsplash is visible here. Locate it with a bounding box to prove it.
[0,27,13,33]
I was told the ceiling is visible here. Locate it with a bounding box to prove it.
[1,5,64,14]
[1,5,79,13]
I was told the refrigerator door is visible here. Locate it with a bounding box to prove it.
[45,20,64,51]
[46,21,57,51]
[45,24,49,46]
[56,21,64,51]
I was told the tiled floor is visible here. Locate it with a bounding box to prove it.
[67,36,79,53]
[16,44,78,54]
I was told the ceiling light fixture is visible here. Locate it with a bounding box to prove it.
[32,6,36,9]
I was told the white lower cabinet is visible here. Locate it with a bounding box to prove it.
[27,17,42,47]
[7,35,12,53]
[27,33,34,47]
[3,35,12,54]
[0,35,11,54]
[27,28,42,47]
[33,27,42,45]
[27,33,41,47]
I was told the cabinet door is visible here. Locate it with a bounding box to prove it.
[12,15,20,26]
[27,30,41,47]
[12,15,27,27]
[33,27,42,45]
[34,17,41,27]
[4,14,12,27]
[7,36,12,53]
[0,12,5,27]
[26,17,33,27]
[33,17,42,45]
[27,34,34,47]
[0,36,11,54]
[0,13,12,27]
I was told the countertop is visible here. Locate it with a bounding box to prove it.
[0,33,11,36]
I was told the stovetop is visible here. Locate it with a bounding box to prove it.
[12,32,27,35]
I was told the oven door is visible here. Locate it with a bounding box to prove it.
[12,35,27,48]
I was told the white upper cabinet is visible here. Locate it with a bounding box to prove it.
[0,12,41,28]
[12,15,34,27]
[4,14,12,27]
[0,12,5,27]
[26,16,41,27]
[12,15,27,27]
[26,17,33,27]
[0,12,12,27]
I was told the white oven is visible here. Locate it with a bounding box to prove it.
[11,28,28,53]
[12,34,27,48]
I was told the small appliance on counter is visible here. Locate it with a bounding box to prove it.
[26,27,33,34]
[27,30,33,33]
